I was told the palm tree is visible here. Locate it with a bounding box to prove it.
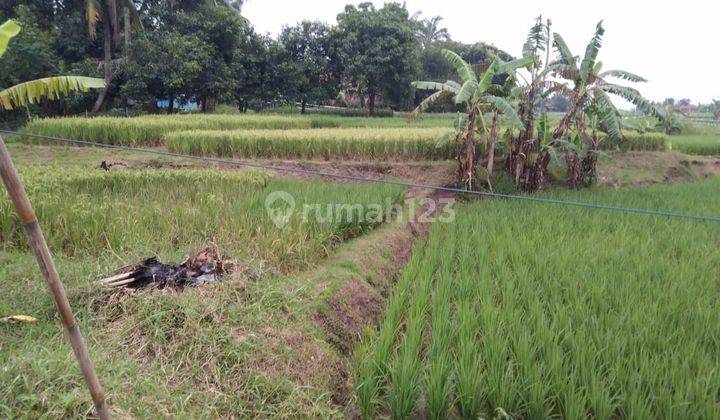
[85,0,140,113]
[414,15,450,49]
[410,49,529,189]
[533,21,664,189]
[0,20,105,111]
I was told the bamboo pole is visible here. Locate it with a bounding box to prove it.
[0,136,111,420]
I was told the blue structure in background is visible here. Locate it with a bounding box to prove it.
[157,99,198,111]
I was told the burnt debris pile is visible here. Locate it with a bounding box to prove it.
[100,246,233,290]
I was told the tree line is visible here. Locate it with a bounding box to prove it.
[0,0,521,120]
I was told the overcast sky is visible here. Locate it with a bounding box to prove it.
[244,0,718,106]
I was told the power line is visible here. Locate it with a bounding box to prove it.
[2,128,720,223]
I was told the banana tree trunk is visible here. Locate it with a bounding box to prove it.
[486,112,499,190]
[579,131,599,187]
[461,108,477,190]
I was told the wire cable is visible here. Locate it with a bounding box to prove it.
[2,128,720,223]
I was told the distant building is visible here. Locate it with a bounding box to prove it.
[674,103,700,114]
[157,99,198,111]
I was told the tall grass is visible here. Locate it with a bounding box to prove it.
[355,178,720,418]
[670,133,720,155]
[0,167,404,272]
[600,132,668,151]
[22,115,452,146]
[22,115,321,145]
[164,127,453,161]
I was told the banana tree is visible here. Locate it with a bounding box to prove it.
[410,49,529,190]
[0,20,105,112]
[533,21,664,189]
[505,16,564,190]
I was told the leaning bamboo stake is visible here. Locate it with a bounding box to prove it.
[0,136,111,420]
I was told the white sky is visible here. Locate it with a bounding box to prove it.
[244,0,719,107]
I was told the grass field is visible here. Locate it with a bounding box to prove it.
[3,111,720,418]
[21,114,453,146]
[354,178,720,419]
[601,132,668,151]
[670,131,720,155]
[0,166,403,272]
[164,127,453,160]
[0,155,407,418]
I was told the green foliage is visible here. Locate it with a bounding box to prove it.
[413,14,450,50]
[0,19,104,112]
[600,132,669,151]
[164,127,453,160]
[0,76,105,110]
[579,21,604,82]
[669,132,720,156]
[334,2,420,113]
[277,21,340,112]
[0,9,57,90]
[355,178,720,418]
[0,19,20,57]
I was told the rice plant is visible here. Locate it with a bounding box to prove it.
[21,114,453,146]
[599,132,668,151]
[164,127,452,161]
[355,177,720,418]
[0,167,404,273]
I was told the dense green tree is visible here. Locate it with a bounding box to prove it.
[545,93,570,112]
[0,19,105,112]
[123,2,245,112]
[122,31,211,112]
[277,21,339,113]
[0,6,58,92]
[334,2,419,114]
[231,30,281,111]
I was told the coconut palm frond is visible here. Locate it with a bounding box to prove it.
[85,0,103,39]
